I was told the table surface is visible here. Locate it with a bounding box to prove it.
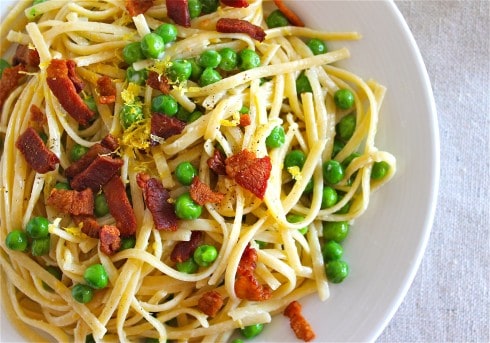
[378,1,489,342]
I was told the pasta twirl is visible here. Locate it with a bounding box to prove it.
[0,0,396,342]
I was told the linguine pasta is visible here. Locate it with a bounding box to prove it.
[0,0,396,342]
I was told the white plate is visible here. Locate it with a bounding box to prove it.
[0,0,439,342]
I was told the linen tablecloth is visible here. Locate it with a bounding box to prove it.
[378,1,489,342]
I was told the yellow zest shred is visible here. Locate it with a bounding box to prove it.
[287,166,302,181]
[121,82,141,104]
[220,111,241,127]
[121,118,152,151]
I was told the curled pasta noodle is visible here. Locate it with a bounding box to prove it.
[0,0,396,342]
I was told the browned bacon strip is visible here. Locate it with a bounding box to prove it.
[12,44,40,68]
[189,177,224,205]
[273,0,304,27]
[46,188,94,216]
[170,231,203,262]
[15,127,59,174]
[125,0,154,16]
[147,71,171,94]
[97,75,116,104]
[70,156,123,192]
[284,301,316,342]
[234,245,271,301]
[100,225,121,255]
[102,175,137,237]
[100,134,119,151]
[220,0,249,8]
[73,215,100,238]
[46,59,95,126]
[29,104,46,127]
[0,64,26,111]
[239,113,251,127]
[207,149,227,175]
[166,0,191,27]
[151,113,186,143]
[216,18,266,42]
[198,290,224,317]
[137,173,178,231]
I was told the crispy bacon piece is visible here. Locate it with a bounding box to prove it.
[15,127,59,174]
[189,177,224,205]
[216,18,266,42]
[170,231,203,263]
[137,173,178,231]
[166,0,191,27]
[225,149,272,199]
[220,0,249,8]
[198,291,224,317]
[12,44,40,68]
[151,113,186,143]
[102,175,137,237]
[100,225,121,255]
[125,0,154,16]
[234,245,271,301]
[147,71,171,94]
[284,301,316,342]
[273,0,304,27]
[46,59,95,126]
[0,64,26,111]
[97,75,116,104]
[100,134,119,151]
[239,114,251,127]
[29,104,46,126]
[46,188,94,216]
[73,215,100,238]
[70,156,123,192]
[207,149,227,175]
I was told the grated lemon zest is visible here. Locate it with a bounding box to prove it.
[121,82,141,104]
[121,118,152,151]
[65,224,89,239]
[287,166,302,181]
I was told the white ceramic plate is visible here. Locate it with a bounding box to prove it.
[0,0,438,342]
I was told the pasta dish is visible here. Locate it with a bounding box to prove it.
[0,0,396,342]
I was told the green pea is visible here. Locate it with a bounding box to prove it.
[266,9,289,28]
[371,161,390,180]
[141,33,165,59]
[39,131,48,144]
[176,258,199,274]
[322,240,344,261]
[255,240,268,249]
[85,334,95,343]
[188,58,203,81]
[5,229,28,251]
[120,103,143,129]
[286,214,308,235]
[238,49,260,70]
[175,162,197,185]
[126,66,148,85]
[31,237,50,256]
[336,113,356,142]
[122,42,145,65]
[239,106,249,114]
[303,179,314,195]
[26,216,50,239]
[83,96,98,114]
[231,339,244,343]
[284,149,306,169]
[332,139,345,157]
[151,94,179,116]
[265,126,285,149]
[193,244,218,267]
[218,47,238,71]
[84,263,109,289]
[175,106,191,122]
[334,88,355,110]
[323,221,349,243]
[240,323,264,339]
[175,192,202,219]
[70,143,89,162]
[42,265,62,291]
[199,67,222,86]
[325,260,349,283]
[155,23,178,44]
[342,152,361,169]
[198,50,222,68]
[188,0,202,18]
[94,193,109,217]
[323,160,344,184]
[0,59,10,78]
[144,338,159,343]
[307,38,327,55]
[71,283,94,303]
[296,72,312,94]
[335,199,351,214]
[188,110,203,123]
[120,236,136,250]
[167,59,192,82]
[33,0,46,4]
[200,0,219,14]
[321,186,338,209]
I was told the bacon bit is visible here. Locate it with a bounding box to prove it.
[0,64,26,111]
[46,188,94,216]
[166,0,191,27]
[237,244,257,275]
[15,127,59,174]
[207,149,227,175]
[147,71,171,94]
[170,231,203,262]
[284,301,316,342]
[220,0,249,8]
[234,245,271,301]
[12,44,40,68]
[239,113,251,127]
[73,215,100,238]
[65,144,112,179]
[198,290,224,317]
[102,175,137,237]
[100,134,119,151]
[125,0,154,16]
[136,173,178,231]
[46,59,94,126]
[29,104,46,129]
[150,113,186,143]
[273,0,304,27]
[97,75,116,104]
[225,149,272,199]
[100,225,121,255]
[70,156,123,192]
[189,177,224,205]
[216,18,266,42]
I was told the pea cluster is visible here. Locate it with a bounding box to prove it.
[71,263,110,303]
[5,216,51,256]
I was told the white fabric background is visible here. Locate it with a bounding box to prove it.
[378,1,489,342]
